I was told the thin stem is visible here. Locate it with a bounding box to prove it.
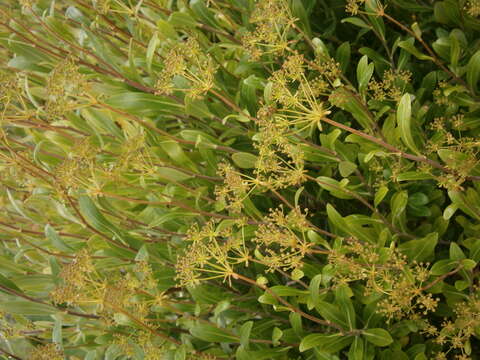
[320,117,480,182]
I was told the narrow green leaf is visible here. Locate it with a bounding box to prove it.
[232,152,258,169]
[190,323,238,343]
[308,274,322,307]
[399,232,438,261]
[300,333,353,352]
[374,186,388,207]
[335,285,356,329]
[397,93,420,154]
[336,42,351,73]
[467,50,480,92]
[239,321,253,348]
[430,259,458,275]
[0,273,22,293]
[396,172,434,181]
[45,224,74,252]
[339,161,357,177]
[348,337,364,360]
[146,32,159,73]
[362,328,393,346]
[53,315,63,346]
[0,301,57,316]
[398,40,434,60]
[357,55,374,94]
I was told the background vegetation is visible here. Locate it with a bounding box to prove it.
[1,0,480,359]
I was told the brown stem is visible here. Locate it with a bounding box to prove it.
[0,220,85,240]
[421,264,463,292]
[0,347,24,360]
[320,117,480,182]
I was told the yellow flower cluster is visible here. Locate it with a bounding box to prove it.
[368,69,412,101]
[30,343,64,360]
[155,37,217,99]
[253,206,312,272]
[50,249,94,305]
[45,56,88,119]
[328,238,438,321]
[241,0,295,60]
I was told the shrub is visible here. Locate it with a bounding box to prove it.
[1,0,480,359]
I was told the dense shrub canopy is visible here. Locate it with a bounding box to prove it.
[1,0,480,359]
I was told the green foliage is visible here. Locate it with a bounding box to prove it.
[1,0,480,359]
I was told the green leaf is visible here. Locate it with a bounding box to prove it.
[362,328,393,346]
[290,0,312,36]
[258,286,308,305]
[341,17,372,30]
[168,12,198,28]
[396,172,434,181]
[272,327,283,345]
[0,273,22,293]
[450,243,466,260]
[175,345,187,360]
[467,50,480,92]
[391,190,408,221]
[190,0,220,28]
[0,301,57,316]
[336,42,351,73]
[159,139,198,171]
[156,19,177,39]
[430,259,458,275]
[239,321,253,348]
[326,203,348,232]
[398,39,434,61]
[348,337,364,360]
[399,232,438,261]
[79,196,119,236]
[157,167,193,181]
[237,347,290,360]
[308,274,322,308]
[397,94,420,154]
[45,224,74,252]
[81,108,124,139]
[240,75,263,114]
[300,333,353,352]
[146,32,160,73]
[232,152,258,169]
[365,0,386,40]
[330,88,373,129]
[190,323,238,343]
[374,186,388,207]
[339,161,357,177]
[335,285,356,329]
[290,312,303,336]
[184,98,213,119]
[6,188,32,220]
[105,92,182,117]
[53,315,63,346]
[315,301,349,329]
[317,177,354,199]
[408,192,429,207]
[469,239,480,262]
[448,190,480,221]
[357,55,374,94]
[461,259,476,271]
